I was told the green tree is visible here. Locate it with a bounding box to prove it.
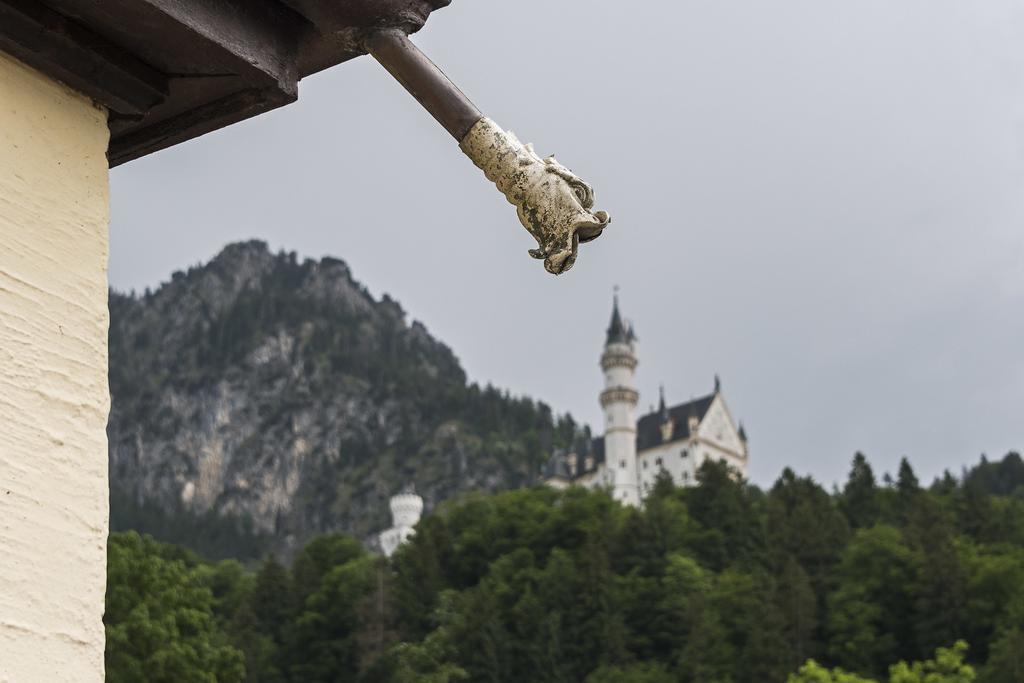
[897,459,920,496]
[765,468,849,599]
[291,535,366,609]
[888,641,974,683]
[842,453,880,529]
[585,662,674,683]
[683,459,764,571]
[897,458,922,520]
[905,497,968,658]
[286,552,377,681]
[827,525,915,676]
[960,546,1024,663]
[777,556,820,672]
[252,558,292,644]
[228,557,292,682]
[981,627,1024,683]
[364,592,468,683]
[791,642,975,683]
[105,532,245,683]
[104,454,1024,681]
[788,660,875,683]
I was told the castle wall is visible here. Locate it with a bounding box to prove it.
[697,396,747,456]
[637,442,699,496]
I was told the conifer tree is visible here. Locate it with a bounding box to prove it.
[842,453,880,528]
[897,458,921,497]
[778,556,820,672]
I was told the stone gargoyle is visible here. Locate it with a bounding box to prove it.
[460,117,610,275]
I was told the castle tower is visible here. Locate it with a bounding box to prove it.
[379,486,423,558]
[600,292,640,506]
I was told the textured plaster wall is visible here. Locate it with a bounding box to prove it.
[0,52,110,682]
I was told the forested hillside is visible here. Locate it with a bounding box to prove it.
[107,241,579,559]
[105,452,1024,683]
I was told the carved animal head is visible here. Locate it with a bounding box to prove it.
[460,118,610,275]
[523,154,610,274]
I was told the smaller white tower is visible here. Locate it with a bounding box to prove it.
[379,487,423,558]
[601,292,641,506]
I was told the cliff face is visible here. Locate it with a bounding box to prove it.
[108,241,578,560]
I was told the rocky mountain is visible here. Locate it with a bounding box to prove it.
[108,241,581,561]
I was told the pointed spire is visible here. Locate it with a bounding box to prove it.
[738,421,747,442]
[714,374,721,392]
[658,385,668,422]
[606,286,630,345]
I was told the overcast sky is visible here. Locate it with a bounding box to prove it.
[109,0,1024,488]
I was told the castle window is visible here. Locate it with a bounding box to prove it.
[642,460,648,469]
[681,449,688,459]
[655,457,663,467]
[619,460,626,469]
[682,471,690,482]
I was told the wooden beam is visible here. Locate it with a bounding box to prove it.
[129,0,301,95]
[0,0,167,115]
[107,87,294,167]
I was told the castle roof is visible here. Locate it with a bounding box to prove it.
[636,393,715,451]
[606,294,635,346]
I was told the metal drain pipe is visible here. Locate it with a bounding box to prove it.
[367,29,610,275]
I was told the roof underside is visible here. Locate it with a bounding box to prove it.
[0,0,449,166]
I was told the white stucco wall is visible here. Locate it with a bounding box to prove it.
[638,441,697,494]
[0,52,110,682]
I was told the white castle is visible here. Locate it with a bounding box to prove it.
[379,487,423,557]
[544,295,749,505]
